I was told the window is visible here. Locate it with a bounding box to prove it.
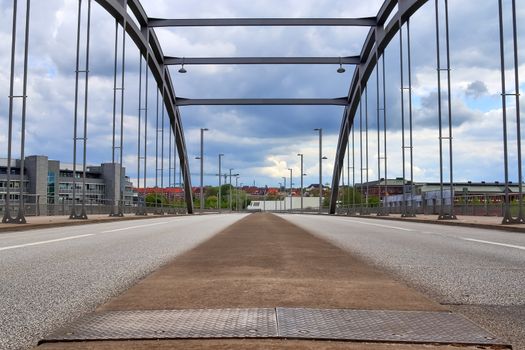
[48,171,56,204]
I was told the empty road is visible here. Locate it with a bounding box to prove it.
[0,214,248,350]
[280,214,525,349]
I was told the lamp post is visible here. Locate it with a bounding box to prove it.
[297,153,304,212]
[229,168,233,211]
[314,128,323,212]
[235,177,240,211]
[282,176,287,211]
[239,182,243,211]
[200,128,208,210]
[288,168,293,211]
[218,153,224,211]
[228,169,239,211]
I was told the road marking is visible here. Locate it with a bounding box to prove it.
[343,218,415,231]
[0,234,95,252]
[460,237,525,251]
[101,221,173,233]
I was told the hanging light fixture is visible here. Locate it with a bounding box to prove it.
[178,57,187,73]
[337,56,346,73]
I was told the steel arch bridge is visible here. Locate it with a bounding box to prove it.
[1,0,523,224]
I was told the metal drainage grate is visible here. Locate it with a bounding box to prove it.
[42,307,504,346]
[276,308,501,345]
[45,308,278,341]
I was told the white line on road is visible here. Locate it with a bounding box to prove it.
[460,237,525,251]
[101,221,173,233]
[0,234,95,252]
[341,218,415,231]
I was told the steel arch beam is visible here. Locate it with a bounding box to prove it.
[329,0,429,214]
[148,17,378,27]
[94,0,194,214]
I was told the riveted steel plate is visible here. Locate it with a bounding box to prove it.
[44,308,277,341]
[276,308,502,345]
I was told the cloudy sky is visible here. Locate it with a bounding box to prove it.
[0,0,524,189]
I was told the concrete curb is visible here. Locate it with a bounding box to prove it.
[338,214,525,233]
[0,214,187,234]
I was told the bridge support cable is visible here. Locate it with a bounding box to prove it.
[382,55,389,215]
[400,19,417,217]
[435,0,457,220]
[359,88,364,216]
[160,87,166,214]
[135,56,147,215]
[364,87,371,215]
[69,0,92,220]
[498,0,524,224]
[117,7,127,217]
[2,0,31,224]
[109,7,127,217]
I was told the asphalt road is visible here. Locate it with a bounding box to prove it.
[280,214,525,350]
[0,214,248,350]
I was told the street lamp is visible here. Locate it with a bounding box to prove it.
[235,176,240,211]
[282,176,287,211]
[239,182,243,211]
[200,128,208,210]
[218,154,224,211]
[228,169,239,211]
[297,153,304,212]
[314,128,323,212]
[288,168,293,211]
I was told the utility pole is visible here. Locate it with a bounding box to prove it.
[298,153,304,212]
[288,168,293,211]
[314,128,323,213]
[218,153,223,211]
[200,128,208,210]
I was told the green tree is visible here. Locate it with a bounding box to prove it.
[145,193,166,207]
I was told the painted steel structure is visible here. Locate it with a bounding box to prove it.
[2,0,522,224]
[94,0,194,214]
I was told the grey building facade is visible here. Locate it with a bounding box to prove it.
[1,156,134,215]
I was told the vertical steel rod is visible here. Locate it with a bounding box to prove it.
[135,55,142,214]
[80,0,92,219]
[3,0,18,223]
[376,53,382,215]
[155,89,159,190]
[111,20,118,165]
[407,19,416,217]
[382,53,389,215]
[444,0,456,219]
[511,0,524,222]
[435,0,446,219]
[161,89,165,193]
[359,86,363,215]
[365,86,369,213]
[347,116,350,214]
[118,6,126,215]
[143,56,149,197]
[69,0,82,219]
[400,20,408,217]
[319,129,323,212]
[499,0,512,223]
[17,0,31,223]
[109,19,118,216]
[352,116,356,214]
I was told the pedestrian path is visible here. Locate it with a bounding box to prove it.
[37,213,506,350]
[350,213,525,233]
[0,213,183,233]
